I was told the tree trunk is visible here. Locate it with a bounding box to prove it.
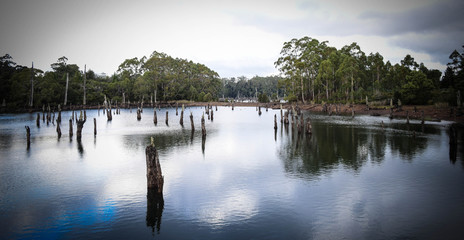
[146,141,164,194]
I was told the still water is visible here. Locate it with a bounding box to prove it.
[1,107,463,239]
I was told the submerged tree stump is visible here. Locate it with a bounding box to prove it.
[76,111,86,141]
[146,139,164,194]
[210,109,213,121]
[284,110,289,125]
[107,104,113,121]
[176,103,178,116]
[56,122,62,139]
[137,108,142,120]
[25,126,30,148]
[94,118,97,136]
[69,119,73,139]
[201,113,206,137]
[258,106,262,116]
[190,112,194,131]
[274,114,278,130]
[165,111,169,125]
[36,113,40,128]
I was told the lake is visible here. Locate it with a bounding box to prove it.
[1,106,463,239]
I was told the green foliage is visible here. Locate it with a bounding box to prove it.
[258,93,269,103]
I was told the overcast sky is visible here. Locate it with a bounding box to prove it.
[1,0,463,78]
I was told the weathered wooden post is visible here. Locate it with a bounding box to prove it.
[36,113,40,128]
[137,108,142,120]
[25,126,31,148]
[93,118,97,136]
[146,137,164,194]
[56,122,62,139]
[69,119,73,139]
[274,114,278,130]
[165,111,169,125]
[190,112,194,131]
[76,111,86,141]
[201,113,206,137]
[153,108,158,125]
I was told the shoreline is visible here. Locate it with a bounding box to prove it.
[2,101,463,123]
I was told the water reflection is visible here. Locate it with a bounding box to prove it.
[146,189,164,234]
[278,115,433,179]
[77,139,84,156]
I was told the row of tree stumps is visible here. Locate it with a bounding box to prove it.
[274,104,313,140]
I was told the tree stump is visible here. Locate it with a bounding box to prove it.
[176,103,178,116]
[210,109,213,121]
[69,119,73,138]
[107,104,112,121]
[180,110,184,126]
[406,111,410,124]
[165,111,169,125]
[137,108,142,120]
[76,111,86,141]
[201,113,206,137]
[25,126,30,148]
[94,118,97,136]
[190,112,194,131]
[56,122,62,139]
[36,113,40,128]
[274,114,278,130]
[284,109,289,125]
[146,140,164,194]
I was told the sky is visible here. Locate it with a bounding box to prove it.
[1,0,463,78]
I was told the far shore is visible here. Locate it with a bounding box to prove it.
[2,101,463,123]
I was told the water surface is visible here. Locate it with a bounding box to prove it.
[1,107,463,239]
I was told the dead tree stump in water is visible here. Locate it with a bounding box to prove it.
[56,122,62,139]
[258,106,262,116]
[36,113,40,128]
[176,103,178,116]
[107,104,113,121]
[201,113,206,137]
[284,110,289,125]
[137,108,142,120]
[274,114,278,130]
[25,126,30,148]
[210,109,213,121]
[165,111,169,125]
[190,112,194,131]
[76,111,86,141]
[146,139,164,194]
[69,119,73,138]
[93,118,97,136]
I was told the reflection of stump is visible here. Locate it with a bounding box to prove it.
[25,126,30,148]
[449,125,457,163]
[146,188,164,234]
[306,118,312,135]
[146,142,164,194]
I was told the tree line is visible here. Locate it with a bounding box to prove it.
[1,38,463,110]
[0,51,222,109]
[275,36,463,105]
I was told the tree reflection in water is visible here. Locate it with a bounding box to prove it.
[278,115,435,179]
